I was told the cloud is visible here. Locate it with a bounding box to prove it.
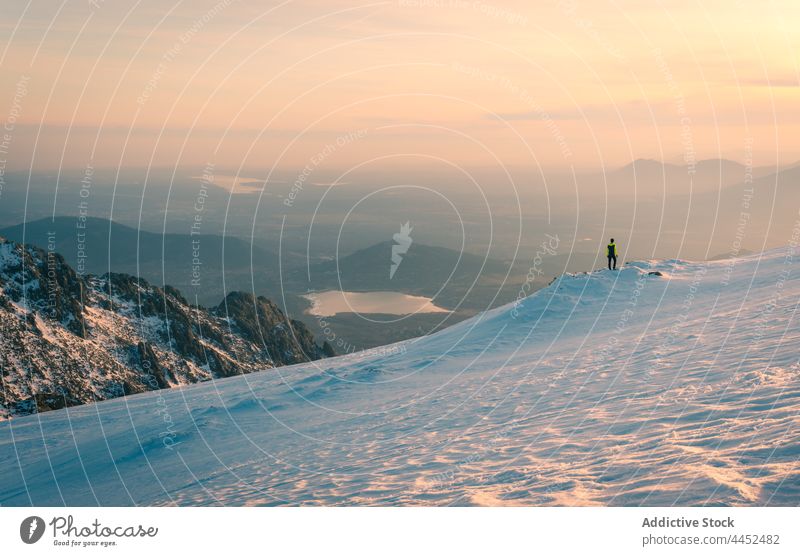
[489,100,673,123]
[739,77,799,88]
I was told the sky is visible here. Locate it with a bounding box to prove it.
[1,0,799,178]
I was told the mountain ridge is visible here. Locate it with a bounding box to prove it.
[0,235,332,419]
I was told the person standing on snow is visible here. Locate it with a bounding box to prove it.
[607,239,618,270]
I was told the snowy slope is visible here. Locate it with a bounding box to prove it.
[1,247,798,506]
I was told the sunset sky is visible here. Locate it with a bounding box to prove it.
[2,0,799,176]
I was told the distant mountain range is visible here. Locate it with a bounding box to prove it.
[610,158,784,196]
[0,236,332,419]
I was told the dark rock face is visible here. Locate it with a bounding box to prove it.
[0,240,86,337]
[322,341,337,358]
[0,237,330,419]
[136,341,170,389]
[216,292,328,366]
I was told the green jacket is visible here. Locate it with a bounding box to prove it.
[607,243,616,257]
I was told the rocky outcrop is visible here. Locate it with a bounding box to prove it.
[0,237,331,419]
[216,291,331,366]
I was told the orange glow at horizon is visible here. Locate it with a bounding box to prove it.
[1,0,799,176]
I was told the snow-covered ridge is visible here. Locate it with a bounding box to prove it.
[1,246,798,506]
[0,237,332,419]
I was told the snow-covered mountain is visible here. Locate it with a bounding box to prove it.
[1,245,798,506]
[0,237,333,419]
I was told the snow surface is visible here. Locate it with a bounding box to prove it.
[1,248,798,506]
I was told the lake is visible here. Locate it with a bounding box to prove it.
[302,290,450,316]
